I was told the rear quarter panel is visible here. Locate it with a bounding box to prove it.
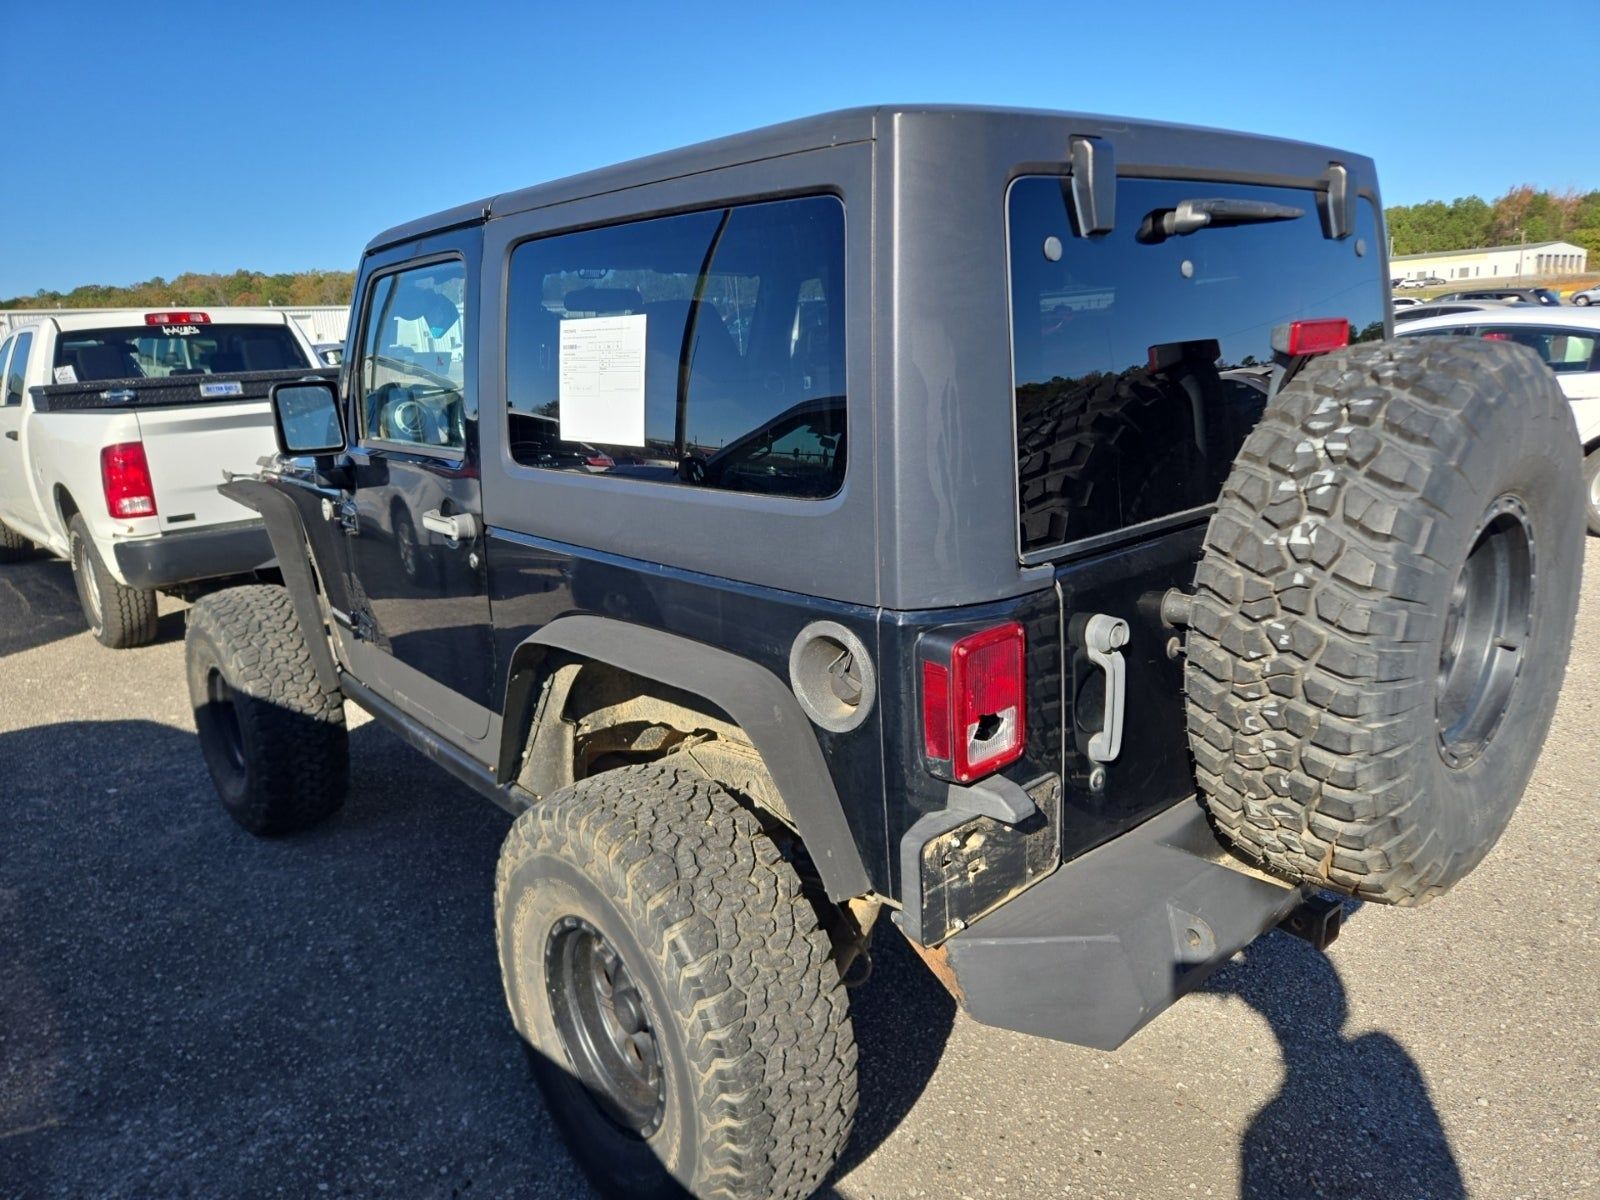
[27,407,151,557]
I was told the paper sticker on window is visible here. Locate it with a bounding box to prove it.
[558,314,647,446]
[54,365,78,384]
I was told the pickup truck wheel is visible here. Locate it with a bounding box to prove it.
[0,521,31,562]
[185,584,348,835]
[1585,448,1600,536]
[1185,338,1583,905]
[68,515,158,648]
[495,763,856,1200]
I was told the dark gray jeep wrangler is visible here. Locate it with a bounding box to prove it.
[184,106,1584,1199]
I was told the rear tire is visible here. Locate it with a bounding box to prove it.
[68,515,157,648]
[495,763,856,1200]
[186,584,348,834]
[1185,338,1583,905]
[1575,295,1592,306]
[0,520,31,562]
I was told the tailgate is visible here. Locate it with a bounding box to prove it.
[1005,172,1387,861]
[136,401,276,530]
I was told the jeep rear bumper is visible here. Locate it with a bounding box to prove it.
[111,519,275,590]
[919,799,1308,1051]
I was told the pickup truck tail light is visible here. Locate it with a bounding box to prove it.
[921,622,1026,783]
[145,311,210,326]
[101,442,157,518]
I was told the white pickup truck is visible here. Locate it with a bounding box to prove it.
[0,308,330,647]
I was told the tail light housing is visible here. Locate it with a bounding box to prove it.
[920,621,1026,783]
[101,442,157,518]
[1271,318,1350,357]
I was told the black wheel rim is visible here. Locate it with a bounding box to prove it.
[206,668,247,775]
[546,915,666,1138]
[1436,495,1535,768]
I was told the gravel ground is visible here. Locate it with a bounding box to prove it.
[1,545,1596,1199]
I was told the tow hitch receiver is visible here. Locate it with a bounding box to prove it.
[1280,893,1345,951]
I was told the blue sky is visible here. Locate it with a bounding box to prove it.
[2,0,1595,298]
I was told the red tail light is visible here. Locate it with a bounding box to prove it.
[921,622,1026,783]
[101,442,157,518]
[1272,318,1350,357]
[145,311,210,326]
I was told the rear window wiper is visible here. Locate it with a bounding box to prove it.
[1137,198,1305,243]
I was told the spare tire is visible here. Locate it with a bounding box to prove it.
[1184,338,1583,905]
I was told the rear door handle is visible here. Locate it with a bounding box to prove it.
[421,509,478,542]
[1084,613,1130,763]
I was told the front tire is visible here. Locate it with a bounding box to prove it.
[495,763,856,1200]
[186,584,349,834]
[1574,294,1592,306]
[68,514,157,648]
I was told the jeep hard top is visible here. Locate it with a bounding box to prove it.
[183,106,1584,1200]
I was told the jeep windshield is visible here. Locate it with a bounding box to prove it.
[55,323,310,383]
[1009,176,1385,560]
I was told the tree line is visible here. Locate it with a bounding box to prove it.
[1387,186,1600,258]
[0,268,356,311]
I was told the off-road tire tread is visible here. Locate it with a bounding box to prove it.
[1185,338,1575,904]
[0,520,30,562]
[187,583,348,833]
[495,762,856,1200]
[69,515,157,648]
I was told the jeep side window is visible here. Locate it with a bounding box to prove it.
[356,260,468,453]
[504,195,846,499]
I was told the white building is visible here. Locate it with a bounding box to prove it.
[1391,240,1589,283]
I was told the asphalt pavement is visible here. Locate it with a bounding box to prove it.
[1,546,1596,1199]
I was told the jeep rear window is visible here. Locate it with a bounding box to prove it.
[504,195,845,499]
[1009,177,1384,559]
[54,324,310,383]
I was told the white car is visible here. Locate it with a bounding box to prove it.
[1398,305,1600,533]
[1570,284,1600,307]
[0,308,322,646]
[1391,295,1425,309]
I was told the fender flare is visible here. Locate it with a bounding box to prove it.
[499,614,873,901]
[218,478,341,693]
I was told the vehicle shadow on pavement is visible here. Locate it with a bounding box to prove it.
[1200,927,1467,1200]
[0,557,87,658]
[0,556,186,657]
[0,716,952,1198]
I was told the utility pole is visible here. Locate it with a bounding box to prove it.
[1518,227,1527,281]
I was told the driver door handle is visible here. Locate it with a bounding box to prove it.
[421,509,478,542]
[3,431,16,441]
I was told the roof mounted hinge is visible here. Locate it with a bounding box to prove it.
[1321,162,1352,240]
[1069,135,1116,237]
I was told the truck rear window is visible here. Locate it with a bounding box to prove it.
[1009,176,1385,559]
[55,324,310,383]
